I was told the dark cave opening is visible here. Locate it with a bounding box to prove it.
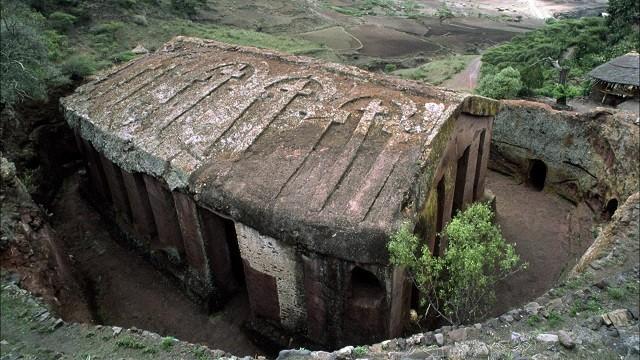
[528,159,547,191]
[605,198,619,220]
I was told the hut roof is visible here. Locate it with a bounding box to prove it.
[589,52,640,87]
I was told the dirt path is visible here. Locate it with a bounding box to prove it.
[486,171,595,315]
[442,56,482,91]
[50,174,264,357]
[527,0,550,19]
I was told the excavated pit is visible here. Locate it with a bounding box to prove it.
[6,49,635,357]
[6,99,612,356]
[39,161,598,356]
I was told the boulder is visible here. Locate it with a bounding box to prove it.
[535,333,559,343]
[602,309,633,327]
[558,330,575,349]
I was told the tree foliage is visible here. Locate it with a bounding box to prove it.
[476,66,523,99]
[0,0,62,107]
[47,11,76,32]
[388,202,525,325]
[607,0,640,33]
[479,16,639,99]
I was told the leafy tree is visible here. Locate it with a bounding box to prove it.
[607,0,640,33]
[384,63,397,73]
[476,66,523,99]
[479,17,638,100]
[170,0,206,18]
[47,11,76,32]
[0,0,62,107]
[519,64,544,93]
[388,202,525,325]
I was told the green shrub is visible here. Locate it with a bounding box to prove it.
[116,0,138,10]
[92,21,125,35]
[384,63,397,73]
[476,66,523,99]
[160,336,176,350]
[546,311,563,328]
[112,51,136,63]
[388,202,525,325]
[569,297,602,317]
[61,54,97,78]
[43,29,69,61]
[527,314,541,326]
[131,14,148,26]
[171,0,205,18]
[607,286,625,300]
[353,346,368,357]
[607,0,640,33]
[47,11,76,32]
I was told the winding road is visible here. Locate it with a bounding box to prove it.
[442,56,482,92]
[527,0,551,19]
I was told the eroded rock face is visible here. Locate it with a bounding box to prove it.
[0,156,91,323]
[491,100,639,208]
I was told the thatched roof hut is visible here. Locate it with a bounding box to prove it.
[589,52,639,104]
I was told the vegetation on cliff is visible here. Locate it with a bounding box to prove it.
[477,0,639,99]
[0,0,328,108]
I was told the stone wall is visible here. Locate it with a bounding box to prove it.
[415,112,494,255]
[236,223,306,330]
[73,135,239,307]
[491,101,639,208]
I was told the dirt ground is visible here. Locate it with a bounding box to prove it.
[486,171,596,316]
[50,174,264,357]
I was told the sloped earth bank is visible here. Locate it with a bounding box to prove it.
[48,173,265,357]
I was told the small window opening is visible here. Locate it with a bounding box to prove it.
[473,130,486,200]
[452,146,470,218]
[351,267,381,288]
[434,177,446,257]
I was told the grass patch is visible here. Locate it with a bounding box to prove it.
[392,55,476,85]
[607,286,626,300]
[192,346,211,360]
[160,336,176,350]
[527,314,541,327]
[353,345,368,357]
[116,336,146,350]
[569,297,602,317]
[546,311,563,328]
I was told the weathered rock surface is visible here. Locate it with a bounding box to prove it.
[491,100,639,206]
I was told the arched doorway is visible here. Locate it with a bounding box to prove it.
[528,159,547,191]
[343,266,387,344]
